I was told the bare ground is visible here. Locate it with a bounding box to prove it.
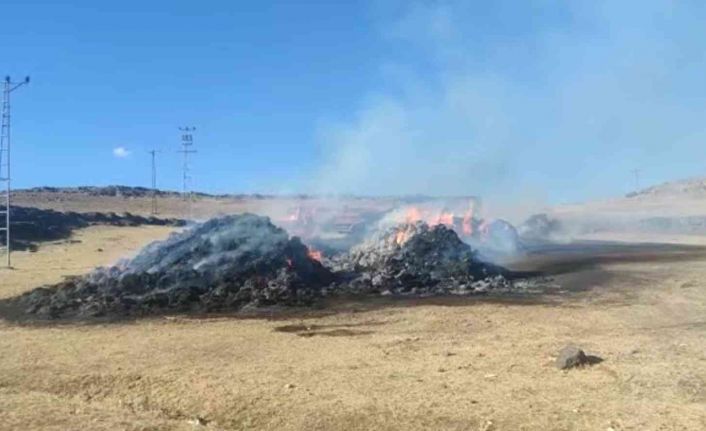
[1,226,705,430]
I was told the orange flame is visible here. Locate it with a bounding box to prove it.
[394,225,415,245]
[462,207,474,237]
[434,211,454,226]
[399,207,456,227]
[307,247,322,262]
[405,207,422,223]
[392,201,479,239]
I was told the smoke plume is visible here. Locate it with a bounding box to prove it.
[311,1,706,205]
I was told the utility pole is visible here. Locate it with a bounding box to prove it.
[1,76,30,269]
[631,168,641,191]
[148,149,159,215]
[178,127,196,219]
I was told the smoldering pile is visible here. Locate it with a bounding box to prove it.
[329,222,512,295]
[19,214,333,318]
[375,203,522,257]
[16,214,532,320]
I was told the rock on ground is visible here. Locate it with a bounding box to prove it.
[555,345,589,369]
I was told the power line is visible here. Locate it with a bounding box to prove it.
[178,127,197,219]
[0,76,30,269]
[148,149,160,215]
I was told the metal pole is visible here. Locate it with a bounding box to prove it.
[2,80,10,268]
[0,76,29,268]
[178,127,196,220]
[149,149,158,215]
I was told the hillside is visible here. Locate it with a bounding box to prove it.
[17,185,278,199]
[10,186,398,223]
[534,176,706,244]
[626,177,706,199]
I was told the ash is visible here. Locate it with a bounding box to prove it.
[18,216,537,320]
[20,214,333,318]
[329,222,513,296]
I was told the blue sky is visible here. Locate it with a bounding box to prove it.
[4,1,706,203]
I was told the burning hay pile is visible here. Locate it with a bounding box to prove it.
[15,212,533,320]
[330,222,511,295]
[378,203,521,257]
[19,214,333,318]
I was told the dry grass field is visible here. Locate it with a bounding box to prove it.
[10,193,280,220]
[1,225,705,430]
[10,191,396,221]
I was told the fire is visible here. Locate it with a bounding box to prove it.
[405,207,422,223]
[434,211,454,226]
[307,247,322,262]
[279,206,318,238]
[400,207,458,228]
[391,200,480,240]
[394,225,415,245]
[462,207,473,236]
[281,205,319,224]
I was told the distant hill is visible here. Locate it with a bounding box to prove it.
[17,186,274,200]
[20,185,183,198]
[16,186,479,202]
[626,177,706,198]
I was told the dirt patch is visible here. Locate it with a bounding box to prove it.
[288,328,373,337]
[273,322,382,337]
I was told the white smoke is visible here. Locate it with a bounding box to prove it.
[310,1,706,208]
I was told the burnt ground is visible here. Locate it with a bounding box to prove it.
[503,240,706,292]
[1,206,185,251]
[3,230,706,325]
[1,225,705,430]
[4,218,530,322]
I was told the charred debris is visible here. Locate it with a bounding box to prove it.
[14,213,542,319]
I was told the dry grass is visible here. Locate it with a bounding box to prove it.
[11,192,275,220]
[1,226,705,430]
[0,225,175,300]
[10,192,395,221]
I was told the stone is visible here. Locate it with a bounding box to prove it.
[187,416,208,426]
[555,345,589,369]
